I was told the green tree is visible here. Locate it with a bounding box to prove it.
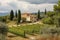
[54,0,60,27]
[15,10,17,18]
[54,0,60,12]
[37,10,40,20]
[17,10,21,23]
[55,18,60,27]
[45,8,47,15]
[56,18,60,27]
[0,22,8,40]
[47,11,55,17]
[2,18,6,23]
[42,17,54,24]
[10,10,14,20]
[58,18,60,27]
[0,17,6,22]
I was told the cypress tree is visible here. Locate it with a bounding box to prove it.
[17,10,21,23]
[37,10,40,20]
[15,10,17,18]
[45,8,47,15]
[10,10,14,20]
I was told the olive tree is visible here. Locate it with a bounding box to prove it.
[0,22,8,40]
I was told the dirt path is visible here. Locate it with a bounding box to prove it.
[7,33,29,40]
[7,33,41,40]
[7,21,43,27]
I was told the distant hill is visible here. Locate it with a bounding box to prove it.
[0,12,9,16]
[0,12,45,16]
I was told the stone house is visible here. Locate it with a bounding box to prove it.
[21,13,37,22]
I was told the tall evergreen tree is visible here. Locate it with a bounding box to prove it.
[15,10,17,18]
[37,10,40,20]
[17,10,21,23]
[10,10,14,20]
[45,9,47,15]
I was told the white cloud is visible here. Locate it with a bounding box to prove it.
[18,0,58,4]
[0,0,56,13]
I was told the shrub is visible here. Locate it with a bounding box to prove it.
[0,22,8,40]
[42,17,54,24]
[22,18,26,22]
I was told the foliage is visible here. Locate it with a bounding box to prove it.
[9,24,58,38]
[53,0,60,27]
[0,22,8,40]
[47,11,55,17]
[2,18,6,22]
[0,22,8,35]
[42,0,60,26]
[9,24,44,37]
[9,27,25,37]
[41,26,60,35]
[45,9,47,15]
[37,10,41,20]
[17,10,21,23]
[54,0,60,12]
[22,18,26,22]
[10,10,14,20]
[0,17,6,22]
[0,17,4,21]
[15,10,17,18]
[42,11,56,25]
[42,17,54,24]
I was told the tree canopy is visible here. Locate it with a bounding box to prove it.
[54,0,60,12]
[37,10,40,20]
[17,10,21,23]
[10,10,14,20]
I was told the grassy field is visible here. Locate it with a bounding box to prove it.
[9,24,42,37]
[8,24,55,38]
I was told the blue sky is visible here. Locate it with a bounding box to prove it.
[0,0,58,13]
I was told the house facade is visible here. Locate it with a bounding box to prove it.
[21,13,37,22]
